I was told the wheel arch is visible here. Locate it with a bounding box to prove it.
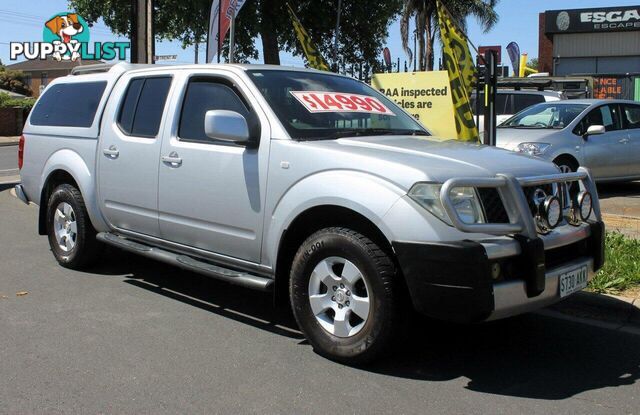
[552,153,580,172]
[38,149,108,235]
[273,204,398,305]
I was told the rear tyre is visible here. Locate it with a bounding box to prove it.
[46,184,102,269]
[289,227,400,364]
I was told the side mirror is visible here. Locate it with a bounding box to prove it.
[585,125,605,137]
[204,110,251,145]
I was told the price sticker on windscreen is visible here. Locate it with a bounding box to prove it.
[290,91,395,116]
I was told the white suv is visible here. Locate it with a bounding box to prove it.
[472,89,565,132]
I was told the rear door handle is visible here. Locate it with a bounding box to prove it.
[161,152,182,166]
[619,138,630,144]
[102,145,119,158]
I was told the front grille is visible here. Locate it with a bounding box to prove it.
[545,238,589,269]
[478,188,509,223]
[478,184,559,225]
[497,238,589,282]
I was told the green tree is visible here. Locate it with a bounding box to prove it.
[68,0,402,69]
[0,67,32,96]
[527,57,538,71]
[399,0,499,71]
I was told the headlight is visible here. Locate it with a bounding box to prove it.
[517,142,551,156]
[408,183,485,225]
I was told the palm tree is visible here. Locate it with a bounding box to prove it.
[400,0,499,71]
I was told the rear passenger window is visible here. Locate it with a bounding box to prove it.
[496,94,509,115]
[470,93,508,114]
[512,94,545,114]
[178,80,251,143]
[30,81,107,127]
[118,77,172,137]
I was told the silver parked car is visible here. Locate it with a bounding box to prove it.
[15,63,605,363]
[497,99,640,182]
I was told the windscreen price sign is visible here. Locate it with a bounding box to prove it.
[290,91,394,115]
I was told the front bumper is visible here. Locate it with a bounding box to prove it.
[393,221,605,323]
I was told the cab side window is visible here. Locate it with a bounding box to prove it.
[574,104,621,135]
[117,76,172,138]
[178,79,253,144]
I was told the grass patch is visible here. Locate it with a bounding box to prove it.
[589,232,640,294]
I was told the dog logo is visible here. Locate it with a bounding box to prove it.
[43,12,90,61]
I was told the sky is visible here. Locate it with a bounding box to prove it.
[1,0,638,72]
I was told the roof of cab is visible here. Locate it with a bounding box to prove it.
[70,61,327,77]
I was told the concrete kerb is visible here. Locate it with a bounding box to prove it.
[0,136,20,147]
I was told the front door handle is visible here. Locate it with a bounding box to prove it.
[161,151,182,166]
[619,138,630,144]
[102,145,119,158]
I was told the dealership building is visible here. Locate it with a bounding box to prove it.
[538,5,640,99]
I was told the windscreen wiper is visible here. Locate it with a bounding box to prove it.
[325,128,430,139]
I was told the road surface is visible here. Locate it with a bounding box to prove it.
[0,145,18,178]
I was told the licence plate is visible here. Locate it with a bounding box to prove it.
[559,265,589,298]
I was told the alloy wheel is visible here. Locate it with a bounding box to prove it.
[53,202,77,252]
[307,256,371,338]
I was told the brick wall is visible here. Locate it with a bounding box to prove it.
[538,13,554,74]
[0,107,27,136]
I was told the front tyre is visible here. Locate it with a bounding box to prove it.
[46,184,102,269]
[289,227,400,364]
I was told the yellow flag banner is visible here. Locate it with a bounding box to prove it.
[436,0,479,142]
[287,4,329,71]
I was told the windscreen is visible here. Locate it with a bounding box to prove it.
[500,103,588,129]
[247,70,428,140]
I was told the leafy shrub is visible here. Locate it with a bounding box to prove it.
[0,92,35,110]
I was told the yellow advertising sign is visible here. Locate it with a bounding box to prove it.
[371,71,457,138]
[436,0,479,142]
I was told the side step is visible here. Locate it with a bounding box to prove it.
[96,232,273,292]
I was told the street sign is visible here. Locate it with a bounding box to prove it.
[154,54,177,62]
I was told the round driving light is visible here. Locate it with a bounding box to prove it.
[577,191,593,221]
[540,196,562,229]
